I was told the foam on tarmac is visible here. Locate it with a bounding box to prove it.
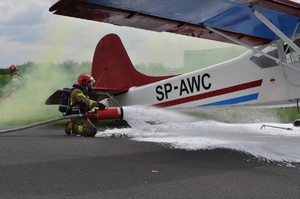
[96,106,300,165]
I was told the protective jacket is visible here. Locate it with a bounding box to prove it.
[10,70,20,90]
[69,87,99,114]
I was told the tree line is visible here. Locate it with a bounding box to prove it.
[0,60,177,75]
[0,60,94,75]
[0,60,173,92]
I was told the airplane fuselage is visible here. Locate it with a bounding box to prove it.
[111,42,300,109]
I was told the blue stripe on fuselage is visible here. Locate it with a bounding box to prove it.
[197,93,259,107]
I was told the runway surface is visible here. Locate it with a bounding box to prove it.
[0,126,300,199]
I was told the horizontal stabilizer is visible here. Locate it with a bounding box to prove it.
[45,89,102,105]
[45,89,62,105]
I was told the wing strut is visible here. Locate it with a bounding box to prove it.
[205,26,300,72]
[251,7,300,56]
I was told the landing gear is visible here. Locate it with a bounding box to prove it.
[293,119,300,127]
[294,99,300,127]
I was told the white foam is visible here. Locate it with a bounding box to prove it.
[95,106,300,163]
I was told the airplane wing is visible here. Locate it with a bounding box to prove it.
[49,0,300,46]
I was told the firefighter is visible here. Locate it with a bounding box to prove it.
[65,73,106,136]
[9,65,21,91]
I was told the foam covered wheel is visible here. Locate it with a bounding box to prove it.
[293,119,300,126]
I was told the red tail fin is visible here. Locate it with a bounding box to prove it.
[91,34,175,93]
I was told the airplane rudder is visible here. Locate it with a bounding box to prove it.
[91,34,138,89]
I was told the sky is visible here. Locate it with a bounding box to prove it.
[0,0,239,69]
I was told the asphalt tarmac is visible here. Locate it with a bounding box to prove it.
[0,126,300,199]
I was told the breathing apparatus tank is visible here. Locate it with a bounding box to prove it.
[59,88,72,113]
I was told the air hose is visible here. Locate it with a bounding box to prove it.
[0,114,83,135]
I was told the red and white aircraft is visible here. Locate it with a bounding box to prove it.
[47,0,300,111]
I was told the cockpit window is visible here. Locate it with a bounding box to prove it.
[285,39,300,64]
[250,39,300,68]
[250,45,278,68]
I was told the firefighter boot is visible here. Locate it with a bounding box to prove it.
[65,122,73,135]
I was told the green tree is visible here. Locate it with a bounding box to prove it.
[0,68,9,75]
[135,62,176,76]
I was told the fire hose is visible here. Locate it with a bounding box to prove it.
[0,114,83,135]
[0,107,123,135]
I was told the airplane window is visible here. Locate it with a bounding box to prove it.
[250,45,278,68]
[285,39,300,64]
[250,39,300,68]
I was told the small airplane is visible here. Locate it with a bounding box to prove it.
[46,0,300,117]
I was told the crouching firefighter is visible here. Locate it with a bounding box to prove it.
[65,73,106,136]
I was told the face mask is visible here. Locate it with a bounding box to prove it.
[87,83,95,95]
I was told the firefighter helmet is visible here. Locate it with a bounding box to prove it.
[9,65,17,71]
[77,73,95,87]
